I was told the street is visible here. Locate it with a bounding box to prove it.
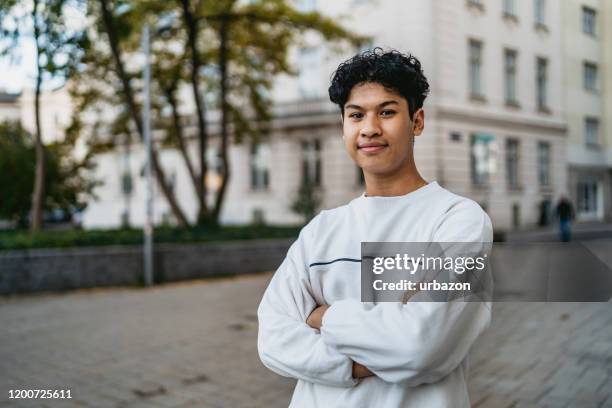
[1,271,611,408]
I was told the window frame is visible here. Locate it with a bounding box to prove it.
[536,56,549,111]
[302,139,322,187]
[469,39,484,98]
[583,61,598,92]
[504,48,518,104]
[505,138,520,188]
[582,6,597,36]
[249,143,271,191]
[534,0,546,27]
[537,141,551,187]
[585,117,600,148]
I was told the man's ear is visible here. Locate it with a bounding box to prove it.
[412,108,425,136]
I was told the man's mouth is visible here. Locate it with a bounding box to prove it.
[358,143,388,153]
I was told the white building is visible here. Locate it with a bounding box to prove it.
[0,85,73,144]
[0,90,21,122]
[562,0,612,221]
[83,0,597,231]
[19,86,74,145]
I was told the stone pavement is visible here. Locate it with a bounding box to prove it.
[1,273,611,408]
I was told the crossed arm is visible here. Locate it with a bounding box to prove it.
[305,305,374,380]
[256,240,490,387]
[257,208,492,387]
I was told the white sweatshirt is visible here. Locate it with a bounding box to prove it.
[257,181,493,408]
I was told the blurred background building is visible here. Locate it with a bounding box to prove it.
[3,0,611,231]
[0,90,21,122]
[562,0,612,223]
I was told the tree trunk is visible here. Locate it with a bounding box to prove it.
[98,0,190,227]
[179,0,209,224]
[213,15,230,224]
[165,86,201,201]
[30,0,45,232]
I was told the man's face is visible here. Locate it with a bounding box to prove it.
[342,82,424,177]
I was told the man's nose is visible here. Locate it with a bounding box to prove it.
[360,115,382,138]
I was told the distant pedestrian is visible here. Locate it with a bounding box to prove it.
[555,196,575,242]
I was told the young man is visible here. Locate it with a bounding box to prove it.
[257,48,492,407]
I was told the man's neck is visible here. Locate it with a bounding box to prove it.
[364,170,428,197]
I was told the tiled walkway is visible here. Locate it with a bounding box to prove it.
[1,273,611,408]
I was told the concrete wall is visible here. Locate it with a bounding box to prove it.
[0,239,292,295]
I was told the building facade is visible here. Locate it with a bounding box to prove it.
[0,90,21,122]
[82,0,603,231]
[562,0,612,222]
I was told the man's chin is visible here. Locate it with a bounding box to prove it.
[359,165,396,178]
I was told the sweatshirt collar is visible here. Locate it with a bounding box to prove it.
[357,181,441,205]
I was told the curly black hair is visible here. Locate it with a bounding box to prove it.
[328,47,430,117]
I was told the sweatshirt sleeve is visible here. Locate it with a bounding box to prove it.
[257,223,359,388]
[319,200,493,385]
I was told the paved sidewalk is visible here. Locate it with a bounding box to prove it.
[506,222,612,242]
[1,273,611,408]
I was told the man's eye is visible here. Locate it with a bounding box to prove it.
[381,110,396,117]
[349,112,363,119]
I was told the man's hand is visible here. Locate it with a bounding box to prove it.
[352,362,375,379]
[306,304,376,379]
[306,304,330,330]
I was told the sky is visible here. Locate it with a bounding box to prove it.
[0,2,85,94]
[0,37,37,93]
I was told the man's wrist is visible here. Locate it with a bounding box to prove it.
[352,361,374,379]
[306,304,330,330]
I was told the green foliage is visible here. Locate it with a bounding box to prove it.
[0,0,87,84]
[0,121,95,227]
[0,122,35,226]
[76,0,362,143]
[0,225,302,250]
[69,0,363,224]
[291,182,321,223]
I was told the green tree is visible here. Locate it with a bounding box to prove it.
[0,122,94,228]
[291,182,321,224]
[73,0,363,226]
[0,0,86,231]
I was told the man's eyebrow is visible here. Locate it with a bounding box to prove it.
[344,100,400,110]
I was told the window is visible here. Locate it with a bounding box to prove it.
[252,208,265,225]
[206,146,223,173]
[537,141,550,186]
[471,133,495,186]
[250,143,270,190]
[536,57,548,110]
[503,0,516,16]
[585,117,600,147]
[206,147,223,191]
[583,62,598,92]
[298,47,321,99]
[504,49,518,104]
[467,0,483,9]
[120,171,133,196]
[582,6,596,36]
[302,139,321,186]
[469,40,483,97]
[120,151,133,196]
[512,203,520,228]
[577,180,598,214]
[534,0,546,26]
[506,138,520,187]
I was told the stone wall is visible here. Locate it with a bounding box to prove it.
[0,239,292,295]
